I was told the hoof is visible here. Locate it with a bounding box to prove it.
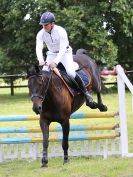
[86,101,98,109]
[41,163,48,168]
[98,104,108,112]
[63,159,69,165]
[41,157,48,168]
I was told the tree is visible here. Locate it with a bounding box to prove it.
[105,0,133,69]
[0,0,61,74]
[58,4,118,67]
[0,0,132,75]
[0,0,39,74]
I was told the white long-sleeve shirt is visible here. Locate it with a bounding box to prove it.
[36,24,70,64]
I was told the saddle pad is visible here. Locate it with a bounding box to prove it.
[59,70,89,96]
[76,70,89,87]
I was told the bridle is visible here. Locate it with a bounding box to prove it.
[29,70,53,102]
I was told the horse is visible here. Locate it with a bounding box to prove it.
[27,49,107,167]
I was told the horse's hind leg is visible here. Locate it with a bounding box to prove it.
[61,119,70,164]
[40,118,49,168]
[97,92,108,112]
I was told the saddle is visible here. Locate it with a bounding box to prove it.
[56,63,89,96]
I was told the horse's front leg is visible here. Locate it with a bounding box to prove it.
[97,92,107,112]
[61,118,70,164]
[39,117,49,168]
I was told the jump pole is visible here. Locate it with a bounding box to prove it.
[0,112,117,122]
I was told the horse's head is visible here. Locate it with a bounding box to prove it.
[27,65,47,114]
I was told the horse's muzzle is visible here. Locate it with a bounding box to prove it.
[32,104,42,114]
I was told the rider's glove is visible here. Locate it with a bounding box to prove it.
[39,59,45,66]
[49,62,57,70]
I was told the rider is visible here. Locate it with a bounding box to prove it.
[36,11,97,108]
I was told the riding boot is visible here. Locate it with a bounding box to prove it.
[75,74,98,109]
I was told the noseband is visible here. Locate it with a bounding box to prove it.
[29,71,53,102]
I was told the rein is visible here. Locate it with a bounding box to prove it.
[42,70,53,101]
[30,70,53,102]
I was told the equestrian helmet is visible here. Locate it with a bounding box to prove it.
[39,12,55,25]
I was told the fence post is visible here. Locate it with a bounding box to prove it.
[10,77,14,96]
[116,65,128,156]
[132,94,133,113]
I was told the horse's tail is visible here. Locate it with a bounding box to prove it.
[75,49,94,71]
[76,48,91,57]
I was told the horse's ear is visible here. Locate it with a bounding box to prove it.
[26,66,31,78]
[34,62,40,73]
[26,66,33,78]
[26,61,40,78]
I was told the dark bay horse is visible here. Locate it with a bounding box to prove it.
[27,49,107,167]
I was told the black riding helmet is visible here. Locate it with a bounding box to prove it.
[39,12,55,25]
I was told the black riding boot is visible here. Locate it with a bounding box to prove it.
[75,74,98,109]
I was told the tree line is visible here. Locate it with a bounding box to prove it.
[0,0,132,75]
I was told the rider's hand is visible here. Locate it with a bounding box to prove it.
[39,60,45,66]
[49,62,57,70]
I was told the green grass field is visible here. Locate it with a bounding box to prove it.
[0,87,133,177]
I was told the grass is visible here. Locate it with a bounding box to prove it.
[0,88,133,177]
[0,87,33,115]
[0,157,133,177]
